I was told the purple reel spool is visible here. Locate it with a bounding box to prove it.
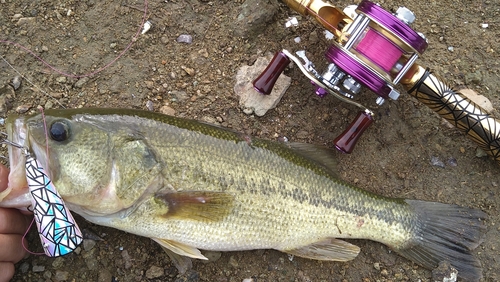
[324,0,428,98]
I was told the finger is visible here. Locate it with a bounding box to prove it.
[0,164,9,192]
[0,261,15,282]
[0,234,28,263]
[0,208,30,235]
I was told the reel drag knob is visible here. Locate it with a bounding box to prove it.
[253,51,291,95]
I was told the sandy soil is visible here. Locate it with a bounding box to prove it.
[1,0,499,281]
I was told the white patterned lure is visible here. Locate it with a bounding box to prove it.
[25,154,83,257]
[1,135,83,257]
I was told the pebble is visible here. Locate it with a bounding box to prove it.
[432,261,457,282]
[160,105,176,116]
[75,77,89,88]
[169,90,188,102]
[56,76,67,83]
[228,256,239,268]
[54,270,69,282]
[177,34,193,44]
[234,54,291,116]
[447,157,458,167]
[19,262,30,273]
[430,156,445,168]
[181,66,195,76]
[16,104,31,114]
[242,279,256,282]
[475,147,488,158]
[146,100,154,111]
[202,251,222,262]
[373,262,381,270]
[121,250,133,269]
[32,265,45,272]
[83,239,96,251]
[10,76,22,90]
[52,257,65,269]
[45,100,53,109]
[146,265,164,279]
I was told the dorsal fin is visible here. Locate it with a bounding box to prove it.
[286,142,339,177]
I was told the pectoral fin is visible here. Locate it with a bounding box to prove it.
[154,191,234,221]
[152,238,208,260]
[283,238,360,261]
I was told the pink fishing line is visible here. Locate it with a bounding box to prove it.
[0,0,148,79]
[22,215,45,256]
[355,29,403,72]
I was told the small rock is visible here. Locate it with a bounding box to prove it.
[83,239,96,251]
[228,256,239,268]
[43,271,52,279]
[16,104,31,114]
[145,81,154,89]
[54,270,69,282]
[56,76,67,83]
[242,279,256,282]
[475,147,488,158]
[177,34,193,44]
[32,265,45,272]
[52,257,65,268]
[233,0,278,38]
[75,77,89,88]
[430,156,445,168]
[202,251,222,263]
[146,265,164,279]
[17,17,35,26]
[460,88,494,113]
[97,269,113,282]
[121,250,133,269]
[45,100,53,109]
[181,66,195,76]
[447,157,458,167]
[19,262,30,273]
[373,262,381,271]
[146,100,154,111]
[41,45,48,52]
[234,54,291,116]
[10,76,22,90]
[160,105,176,116]
[432,261,457,282]
[169,90,188,102]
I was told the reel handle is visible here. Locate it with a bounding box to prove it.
[334,111,374,153]
[253,51,291,95]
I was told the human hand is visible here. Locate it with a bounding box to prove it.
[0,164,30,282]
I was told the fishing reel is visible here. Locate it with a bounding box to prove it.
[253,0,428,153]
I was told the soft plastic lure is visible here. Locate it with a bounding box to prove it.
[1,135,83,256]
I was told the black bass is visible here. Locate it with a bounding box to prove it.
[0,108,487,280]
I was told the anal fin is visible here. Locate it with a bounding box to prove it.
[283,238,360,262]
[152,238,208,260]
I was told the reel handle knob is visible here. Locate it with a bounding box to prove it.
[253,51,290,95]
[334,111,374,153]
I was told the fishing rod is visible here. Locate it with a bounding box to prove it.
[253,0,500,165]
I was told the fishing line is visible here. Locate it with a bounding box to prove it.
[0,0,148,79]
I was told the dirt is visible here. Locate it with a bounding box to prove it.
[1,0,499,281]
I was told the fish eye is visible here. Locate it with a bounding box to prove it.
[49,121,70,142]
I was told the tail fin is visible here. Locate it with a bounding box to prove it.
[397,200,487,281]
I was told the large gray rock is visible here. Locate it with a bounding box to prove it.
[234,54,291,116]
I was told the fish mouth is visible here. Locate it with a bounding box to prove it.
[0,115,30,209]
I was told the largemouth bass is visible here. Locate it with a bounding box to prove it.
[0,108,487,281]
